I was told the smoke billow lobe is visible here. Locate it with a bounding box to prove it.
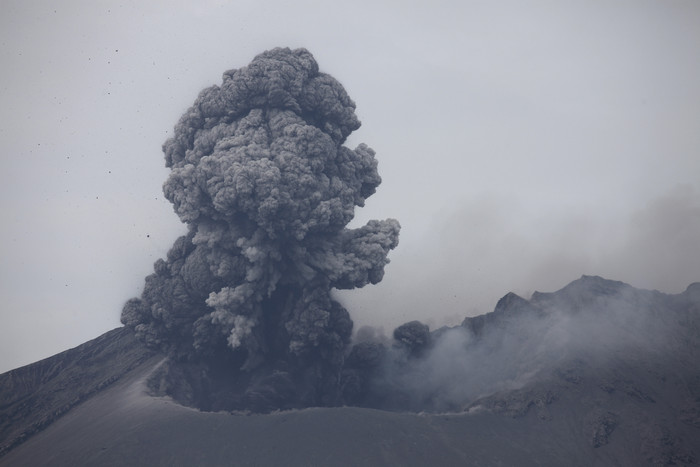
[121,48,399,410]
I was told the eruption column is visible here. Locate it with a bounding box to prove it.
[121,47,399,409]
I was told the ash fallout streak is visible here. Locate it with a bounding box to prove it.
[121,48,400,410]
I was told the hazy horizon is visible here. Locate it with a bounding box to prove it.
[2,0,700,373]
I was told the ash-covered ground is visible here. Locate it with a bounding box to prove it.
[1,276,699,466]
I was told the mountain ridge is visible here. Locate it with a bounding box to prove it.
[0,327,159,457]
[1,275,699,465]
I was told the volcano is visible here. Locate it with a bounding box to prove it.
[1,275,699,466]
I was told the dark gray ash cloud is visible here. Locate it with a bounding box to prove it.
[120,48,399,407]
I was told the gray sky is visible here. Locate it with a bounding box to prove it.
[2,0,699,373]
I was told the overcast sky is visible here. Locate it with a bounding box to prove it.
[1,0,699,373]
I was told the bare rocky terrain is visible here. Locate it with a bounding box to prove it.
[1,276,699,466]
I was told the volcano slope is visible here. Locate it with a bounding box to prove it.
[1,275,699,466]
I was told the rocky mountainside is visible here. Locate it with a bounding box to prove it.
[0,328,159,457]
[461,276,700,465]
[1,276,699,466]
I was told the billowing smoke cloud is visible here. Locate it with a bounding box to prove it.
[121,48,399,410]
[342,276,700,413]
[118,47,696,417]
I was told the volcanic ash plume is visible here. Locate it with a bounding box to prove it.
[121,48,400,410]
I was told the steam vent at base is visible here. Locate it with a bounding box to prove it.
[120,47,401,411]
